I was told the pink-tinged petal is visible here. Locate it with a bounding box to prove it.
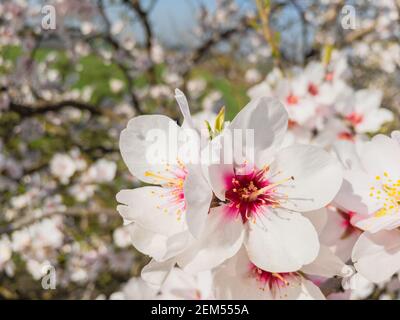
[298,280,326,300]
[356,108,393,133]
[302,208,328,235]
[319,206,361,262]
[214,248,325,300]
[352,230,400,283]
[301,245,346,278]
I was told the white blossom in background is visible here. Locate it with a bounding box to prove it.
[1,0,400,300]
[245,69,262,84]
[113,227,131,249]
[50,153,76,184]
[334,134,400,283]
[187,78,206,99]
[87,159,117,183]
[0,236,12,272]
[109,79,125,93]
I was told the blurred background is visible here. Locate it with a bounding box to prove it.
[0,0,399,299]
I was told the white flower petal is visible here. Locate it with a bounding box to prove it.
[183,164,212,238]
[270,144,343,212]
[298,279,326,300]
[177,206,244,274]
[354,89,382,114]
[206,133,234,201]
[302,208,328,235]
[175,89,195,129]
[116,187,187,236]
[301,245,346,278]
[360,134,400,181]
[355,213,400,233]
[333,140,363,171]
[352,230,400,283]
[119,115,182,184]
[228,96,288,168]
[245,210,320,272]
[356,108,393,133]
[128,223,190,262]
[127,224,167,261]
[141,258,176,288]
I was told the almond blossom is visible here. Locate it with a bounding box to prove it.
[334,134,400,282]
[203,96,343,272]
[336,89,394,134]
[213,210,350,300]
[116,91,213,264]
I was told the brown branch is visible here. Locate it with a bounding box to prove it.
[124,0,157,81]
[343,22,376,44]
[0,208,116,236]
[182,16,251,79]
[129,0,153,56]
[9,100,101,118]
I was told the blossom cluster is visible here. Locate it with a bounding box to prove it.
[1,0,400,300]
[116,55,400,298]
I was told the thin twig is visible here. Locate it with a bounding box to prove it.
[9,99,101,117]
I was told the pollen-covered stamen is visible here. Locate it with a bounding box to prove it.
[145,171,183,187]
[249,263,298,292]
[370,172,400,217]
[224,167,294,223]
[146,163,188,221]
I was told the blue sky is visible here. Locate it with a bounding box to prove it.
[141,0,255,45]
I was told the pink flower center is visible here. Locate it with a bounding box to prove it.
[288,119,298,128]
[224,168,293,223]
[286,93,299,105]
[346,112,363,126]
[308,83,319,96]
[337,131,354,141]
[249,263,297,291]
[337,209,360,238]
[325,72,334,81]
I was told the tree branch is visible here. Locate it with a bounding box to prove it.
[9,100,102,118]
[182,16,251,79]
